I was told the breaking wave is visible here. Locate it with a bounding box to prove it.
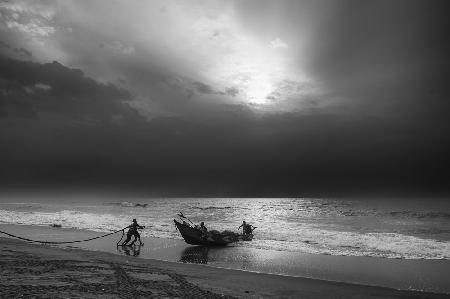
[388,211,450,219]
[192,206,233,210]
[1,198,449,260]
[104,202,149,208]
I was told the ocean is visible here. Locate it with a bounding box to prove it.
[1,197,449,260]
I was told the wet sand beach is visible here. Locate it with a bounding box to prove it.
[1,237,449,299]
[2,223,450,294]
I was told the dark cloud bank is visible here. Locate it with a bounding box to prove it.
[0,0,449,198]
[1,52,449,198]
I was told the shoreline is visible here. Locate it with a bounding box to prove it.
[1,223,450,295]
[1,237,449,298]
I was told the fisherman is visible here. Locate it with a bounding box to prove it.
[238,220,255,236]
[199,221,208,240]
[122,219,145,246]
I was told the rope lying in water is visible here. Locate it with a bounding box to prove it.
[0,227,127,244]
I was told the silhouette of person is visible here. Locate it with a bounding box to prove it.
[199,222,208,240]
[122,219,145,246]
[238,220,255,236]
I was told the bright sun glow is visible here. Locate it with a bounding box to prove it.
[190,13,312,108]
[210,42,288,105]
[243,75,274,104]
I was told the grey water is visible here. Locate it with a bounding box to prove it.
[1,197,449,259]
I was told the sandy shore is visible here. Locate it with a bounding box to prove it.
[3,223,450,294]
[1,237,448,298]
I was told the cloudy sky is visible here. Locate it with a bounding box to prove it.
[0,0,449,197]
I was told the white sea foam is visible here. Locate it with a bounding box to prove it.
[248,229,450,259]
[1,198,449,260]
[0,209,129,232]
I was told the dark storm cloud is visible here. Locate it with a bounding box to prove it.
[1,54,448,198]
[0,55,139,121]
[191,81,236,98]
[0,41,10,49]
[299,1,450,181]
[14,47,32,57]
[1,1,449,197]
[305,0,450,101]
[192,81,216,94]
[0,40,32,59]
[225,87,239,97]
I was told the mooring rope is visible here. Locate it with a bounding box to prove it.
[0,227,128,244]
[116,229,125,246]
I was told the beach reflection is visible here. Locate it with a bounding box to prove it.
[179,246,209,264]
[117,244,142,257]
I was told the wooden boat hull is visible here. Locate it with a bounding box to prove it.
[174,219,246,246]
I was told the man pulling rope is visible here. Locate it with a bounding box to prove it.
[121,219,145,246]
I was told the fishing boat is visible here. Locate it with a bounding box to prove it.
[174,219,253,246]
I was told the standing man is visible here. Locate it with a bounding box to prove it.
[199,222,208,240]
[238,220,255,236]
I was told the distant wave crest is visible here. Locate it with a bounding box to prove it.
[192,206,232,210]
[104,202,148,208]
[340,210,450,219]
[389,211,450,219]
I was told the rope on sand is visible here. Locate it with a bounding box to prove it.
[0,227,127,245]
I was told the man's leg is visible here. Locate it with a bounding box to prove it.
[130,233,138,245]
[136,232,142,245]
[122,234,131,245]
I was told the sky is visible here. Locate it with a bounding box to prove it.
[0,0,449,197]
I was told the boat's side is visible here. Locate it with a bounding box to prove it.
[174,220,202,245]
[174,220,232,246]
[240,233,253,241]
